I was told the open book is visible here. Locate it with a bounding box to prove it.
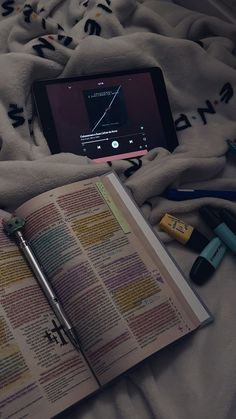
[0,172,211,418]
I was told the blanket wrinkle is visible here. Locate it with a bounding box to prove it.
[0,1,236,419]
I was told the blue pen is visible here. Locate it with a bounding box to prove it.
[163,188,236,201]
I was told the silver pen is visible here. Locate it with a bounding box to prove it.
[4,217,80,350]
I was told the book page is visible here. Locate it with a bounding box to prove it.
[0,224,98,419]
[103,174,210,325]
[15,176,209,386]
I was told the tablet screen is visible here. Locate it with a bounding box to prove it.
[34,68,178,162]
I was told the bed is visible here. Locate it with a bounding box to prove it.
[0,1,236,418]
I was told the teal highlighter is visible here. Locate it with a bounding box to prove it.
[220,208,236,233]
[200,205,236,255]
[190,237,226,285]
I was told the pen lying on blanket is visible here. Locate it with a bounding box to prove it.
[3,217,81,351]
[162,188,236,201]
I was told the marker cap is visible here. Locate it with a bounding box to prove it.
[220,208,236,233]
[190,256,215,285]
[199,206,221,229]
[187,231,209,253]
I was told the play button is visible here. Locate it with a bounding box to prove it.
[112,141,119,149]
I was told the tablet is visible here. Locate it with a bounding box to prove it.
[33,67,178,162]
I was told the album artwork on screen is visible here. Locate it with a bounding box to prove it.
[33,68,178,162]
[83,85,128,132]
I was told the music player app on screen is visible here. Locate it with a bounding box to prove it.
[46,72,167,162]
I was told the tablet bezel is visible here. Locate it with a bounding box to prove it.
[33,67,178,158]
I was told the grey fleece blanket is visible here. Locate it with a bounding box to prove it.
[1,1,236,418]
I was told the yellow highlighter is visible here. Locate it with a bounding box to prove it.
[159,213,209,253]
